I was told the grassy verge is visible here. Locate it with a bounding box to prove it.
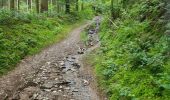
[29,19,87,55]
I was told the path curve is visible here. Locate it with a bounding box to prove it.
[0,18,103,100]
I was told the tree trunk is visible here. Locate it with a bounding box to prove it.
[111,0,114,20]
[52,0,57,11]
[57,0,60,13]
[81,1,84,11]
[0,0,4,8]
[2,0,8,9]
[17,0,20,10]
[10,0,15,10]
[76,0,79,11]
[28,0,32,10]
[65,0,70,13]
[50,0,52,12]
[36,0,40,13]
[41,0,48,13]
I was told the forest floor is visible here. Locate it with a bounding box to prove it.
[0,17,106,100]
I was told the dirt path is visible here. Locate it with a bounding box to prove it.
[0,17,105,100]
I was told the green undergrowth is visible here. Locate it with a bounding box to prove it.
[93,0,170,100]
[0,9,93,75]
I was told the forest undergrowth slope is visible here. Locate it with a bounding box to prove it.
[92,0,170,99]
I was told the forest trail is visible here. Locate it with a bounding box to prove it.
[0,17,104,100]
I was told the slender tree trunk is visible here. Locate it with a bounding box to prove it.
[7,0,11,10]
[111,0,114,20]
[52,0,56,11]
[17,0,20,10]
[76,0,79,11]
[56,0,58,12]
[10,0,15,10]
[0,0,4,8]
[28,0,32,10]
[26,0,28,11]
[81,1,84,11]
[65,0,70,13]
[57,0,60,13]
[50,0,52,12]
[41,0,48,13]
[36,0,40,13]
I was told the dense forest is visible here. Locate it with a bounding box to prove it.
[0,0,170,100]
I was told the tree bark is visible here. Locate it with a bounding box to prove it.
[76,0,79,11]
[65,0,70,13]
[41,0,48,13]
[81,0,84,11]
[36,0,40,13]
[50,0,53,12]
[10,0,15,10]
[57,0,60,13]
[0,0,4,8]
[52,0,57,11]
[111,0,114,20]
[28,0,32,10]
[17,0,20,10]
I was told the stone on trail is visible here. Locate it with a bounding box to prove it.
[83,79,90,86]
[19,86,37,100]
[71,56,76,59]
[46,62,51,65]
[65,87,70,90]
[44,89,51,92]
[71,68,77,72]
[72,88,79,92]
[78,50,84,54]
[77,48,85,54]
[59,85,63,89]
[41,82,53,89]
[59,61,65,66]
[72,62,81,69]
[52,91,57,94]
[55,81,71,85]
[67,57,75,62]
[32,93,39,98]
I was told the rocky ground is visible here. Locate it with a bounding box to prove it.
[0,17,106,100]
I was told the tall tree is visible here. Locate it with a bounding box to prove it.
[0,0,4,8]
[57,0,60,13]
[36,0,40,13]
[17,0,20,10]
[52,0,57,11]
[76,0,79,11]
[111,0,114,20]
[65,0,70,13]
[41,0,48,13]
[50,0,53,12]
[28,0,32,10]
[10,0,15,10]
[81,0,84,11]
